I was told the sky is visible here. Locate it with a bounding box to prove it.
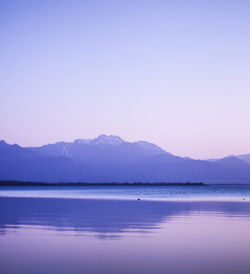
[0,0,250,159]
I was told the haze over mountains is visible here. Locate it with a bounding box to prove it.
[0,135,250,184]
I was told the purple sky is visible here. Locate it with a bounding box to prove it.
[1,0,250,159]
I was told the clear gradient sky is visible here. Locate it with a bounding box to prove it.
[1,0,250,159]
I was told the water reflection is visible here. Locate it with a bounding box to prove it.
[1,197,250,274]
[1,197,250,238]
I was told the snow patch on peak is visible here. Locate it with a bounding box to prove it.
[53,142,72,157]
[134,141,168,155]
[93,135,125,145]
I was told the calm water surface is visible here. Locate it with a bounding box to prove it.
[1,185,250,201]
[1,186,250,273]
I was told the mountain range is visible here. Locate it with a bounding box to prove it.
[0,134,250,184]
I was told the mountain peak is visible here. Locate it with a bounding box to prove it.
[93,135,125,145]
[74,135,125,146]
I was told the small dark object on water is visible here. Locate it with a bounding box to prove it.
[137,198,141,201]
[243,198,246,200]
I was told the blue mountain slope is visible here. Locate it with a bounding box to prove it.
[1,136,250,183]
[236,154,250,164]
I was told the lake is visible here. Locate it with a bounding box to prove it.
[1,184,250,201]
[1,186,250,273]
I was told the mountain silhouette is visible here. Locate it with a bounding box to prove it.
[0,135,250,183]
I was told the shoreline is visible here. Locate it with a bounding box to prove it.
[0,181,205,186]
[1,181,250,187]
[0,195,249,203]
[0,194,249,203]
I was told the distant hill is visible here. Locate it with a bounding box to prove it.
[1,135,250,184]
